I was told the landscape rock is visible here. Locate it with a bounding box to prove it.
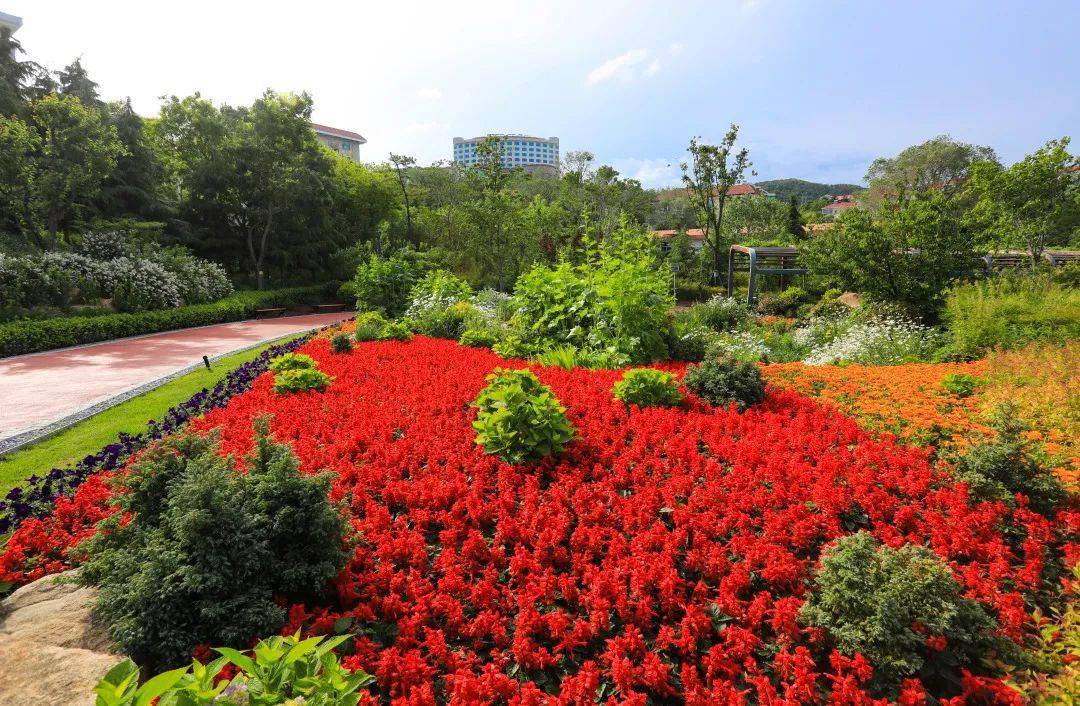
[0,570,121,706]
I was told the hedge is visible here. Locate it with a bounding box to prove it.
[0,285,339,358]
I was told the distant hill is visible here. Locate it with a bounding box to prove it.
[755,179,864,203]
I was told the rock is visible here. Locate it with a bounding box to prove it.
[0,570,122,706]
[837,291,862,308]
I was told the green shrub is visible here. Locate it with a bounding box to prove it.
[378,320,413,341]
[799,532,1006,697]
[666,314,713,362]
[755,286,808,316]
[460,327,499,348]
[353,311,388,342]
[943,274,1080,359]
[274,368,332,394]
[533,345,580,370]
[330,332,353,353]
[612,368,684,407]
[403,270,473,339]
[472,368,575,463]
[270,352,317,372]
[508,229,672,363]
[683,356,765,410]
[80,421,350,671]
[951,406,1065,515]
[94,633,374,706]
[687,294,751,332]
[940,372,981,398]
[349,249,440,318]
[492,335,530,359]
[0,286,331,357]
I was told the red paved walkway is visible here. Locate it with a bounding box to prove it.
[0,312,351,444]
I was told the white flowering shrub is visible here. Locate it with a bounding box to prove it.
[707,331,770,362]
[688,295,752,332]
[106,257,184,312]
[149,248,233,304]
[403,270,473,338]
[803,318,943,366]
[78,230,130,261]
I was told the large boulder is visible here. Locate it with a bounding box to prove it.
[0,571,122,706]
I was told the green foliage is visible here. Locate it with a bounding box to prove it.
[863,134,998,205]
[940,373,981,398]
[0,286,329,357]
[942,274,1080,359]
[274,368,331,394]
[460,327,499,348]
[951,406,1065,515]
[802,191,979,317]
[665,314,714,362]
[687,294,752,332]
[683,356,765,410]
[612,368,684,407]
[269,353,316,372]
[378,320,413,341]
[403,270,472,339]
[533,345,581,370]
[799,532,1006,696]
[755,178,864,204]
[93,633,375,706]
[330,332,353,353]
[352,310,389,342]
[471,368,575,463]
[80,421,350,671]
[508,228,673,363]
[756,286,808,316]
[349,250,427,318]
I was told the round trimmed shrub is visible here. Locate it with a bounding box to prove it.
[270,352,317,373]
[612,368,684,407]
[273,368,331,394]
[378,320,413,342]
[353,311,389,342]
[330,332,353,354]
[472,368,575,463]
[460,327,499,348]
[683,356,765,410]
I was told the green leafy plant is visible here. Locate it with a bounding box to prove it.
[350,250,427,318]
[93,632,375,706]
[377,320,413,341]
[950,405,1065,515]
[533,345,580,370]
[940,372,981,398]
[353,311,389,342]
[755,286,808,316]
[612,368,684,407]
[683,356,765,410]
[799,532,1008,697]
[403,270,473,339]
[330,332,353,354]
[270,353,317,373]
[471,368,575,463]
[460,327,498,348]
[80,420,350,671]
[273,367,332,394]
[687,295,751,332]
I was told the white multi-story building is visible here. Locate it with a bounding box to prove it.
[312,123,366,163]
[0,10,23,35]
[453,134,559,175]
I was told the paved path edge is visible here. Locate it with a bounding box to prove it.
[0,325,327,457]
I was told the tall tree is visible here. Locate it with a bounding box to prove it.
[681,125,752,282]
[963,137,1079,267]
[864,135,998,205]
[0,27,43,116]
[57,58,102,108]
[786,195,805,240]
[0,94,124,244]
[95,99,164,220]
[388,153,417,246]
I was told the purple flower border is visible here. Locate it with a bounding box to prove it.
[0,334,314,534]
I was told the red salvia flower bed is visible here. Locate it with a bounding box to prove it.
[3,336,1077,705]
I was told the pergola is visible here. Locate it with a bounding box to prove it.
[726,245,806,306]
[984,250,1080,269]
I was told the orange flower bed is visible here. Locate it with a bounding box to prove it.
[762,360,990,451]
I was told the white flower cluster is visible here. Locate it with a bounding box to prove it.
[708,331,770,362]
[107,257,184,312]
[803,317,942,366]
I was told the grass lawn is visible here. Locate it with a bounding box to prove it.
[0,335,301,497]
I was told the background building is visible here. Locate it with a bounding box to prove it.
[0,10,23,35]
[453,134,559,175]
[312,123,366,162]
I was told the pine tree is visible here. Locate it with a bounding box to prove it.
[786,194,805,240]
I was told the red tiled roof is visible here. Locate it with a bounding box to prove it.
[311,123,367,143]
[822,200,856,212]
[725,183,764,197]
[653,228,706,241]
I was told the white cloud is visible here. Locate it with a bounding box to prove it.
[609,157,683,188]
[416,87,442,100]
[645,59,661,77]
[669,42,686,54]
[585,48,649,85]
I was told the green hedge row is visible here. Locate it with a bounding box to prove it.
[0,284,340,358]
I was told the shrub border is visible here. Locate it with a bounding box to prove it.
[0,284,337,358]
[0,332,318,535]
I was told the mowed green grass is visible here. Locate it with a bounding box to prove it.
[0,335,300,497]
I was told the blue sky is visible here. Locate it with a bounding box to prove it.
[9,0,1079,187]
